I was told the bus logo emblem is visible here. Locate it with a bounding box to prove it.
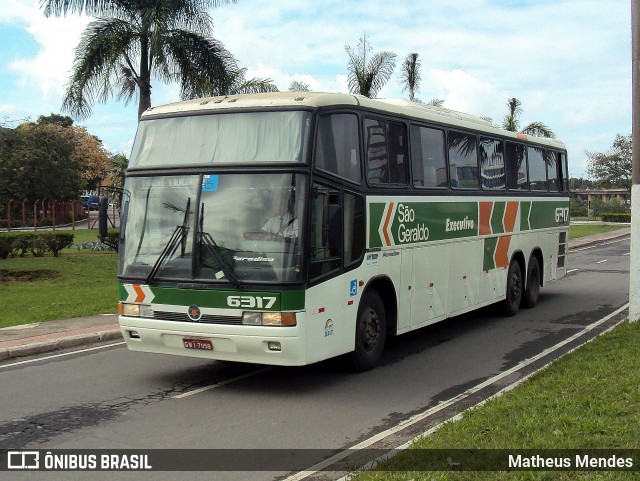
[188,305,202,321]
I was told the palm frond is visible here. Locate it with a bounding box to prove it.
[399,53,420,101]
[521,121,556,138]
[231,78,279,95]
[160,29,237,98]
[62,17,137,118]
[367,51,396,98]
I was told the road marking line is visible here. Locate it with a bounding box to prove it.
[285,303,629,481]
[0,342,126,369]
[624,252,631,256]
[595,259,608,264]
[173,367,273,399]
[567,269,579,273]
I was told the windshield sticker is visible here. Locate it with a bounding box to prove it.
[202,174,219,192]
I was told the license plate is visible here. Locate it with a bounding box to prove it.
[183,338,213,351]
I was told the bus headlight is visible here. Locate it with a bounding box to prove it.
[242,312,297,326]
[119,303,153,318]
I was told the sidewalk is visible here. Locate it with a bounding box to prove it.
[0,227,632,362]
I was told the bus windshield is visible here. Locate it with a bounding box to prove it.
[119,173,307,283]
[128,111,312,168]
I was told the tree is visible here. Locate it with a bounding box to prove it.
[70,127,110,191]
[399,53,420,102]
[586,134,632,191]
[503,97,555,138]
[345,34,396,98]
[289,81,310,92]
[0,122,83,203]
[42,0,239,120]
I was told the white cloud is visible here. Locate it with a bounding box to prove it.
[8,14,89,99]
[0,0,631,176]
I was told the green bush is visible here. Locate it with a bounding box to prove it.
[601,212,631,223]
[569,198,587,217]
[0,232,76,259]
[10,232,35,257]
[42,232,74,257]
[99,228,120,253]
[0,234,10,259]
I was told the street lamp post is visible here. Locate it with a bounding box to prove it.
[630,0,640,322]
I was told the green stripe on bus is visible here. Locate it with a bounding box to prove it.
[491,202,506,234]
[520,202,532,231]
[369,201,478,248]
[119,284,305,311]
[483,237,498,271]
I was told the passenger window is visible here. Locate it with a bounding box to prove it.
[528,147,547,191]
[546,150,559,192]
[479,138,505,190]
[410,125,447,188]
[505,142,528,190]
[448,131,479,189]
[315,114,361,183]
[365,118,409,185]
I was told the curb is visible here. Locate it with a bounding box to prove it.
[0,329,122,361]
[569,229,631,250]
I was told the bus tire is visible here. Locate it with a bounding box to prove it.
[523,255,541,308]
[503,260,523,317]
[349,290,387,372]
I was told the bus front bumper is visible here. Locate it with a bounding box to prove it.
[119,316,307,366]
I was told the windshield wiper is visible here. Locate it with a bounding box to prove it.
[198,232,243,289]
[198,202,243,289]
[145,198,191,284]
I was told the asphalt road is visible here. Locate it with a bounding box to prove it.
[0,236,631,481]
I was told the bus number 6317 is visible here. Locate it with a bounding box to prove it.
[227,295,277,309]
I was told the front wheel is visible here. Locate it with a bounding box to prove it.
[503,260,523,316]
[349,290,387,372]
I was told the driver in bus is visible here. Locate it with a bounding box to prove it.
[261,199,299,239]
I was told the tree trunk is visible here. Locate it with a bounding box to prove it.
[137,32,151,120]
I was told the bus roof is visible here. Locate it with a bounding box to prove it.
[142,92,566,150]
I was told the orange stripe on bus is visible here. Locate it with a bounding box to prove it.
[133,284,146,303]
[479,202,493,235]
[383,202,395,246]
[495,235,512,269]
[503,201,519,233]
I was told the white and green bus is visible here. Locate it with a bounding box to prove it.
[109,92,569,371]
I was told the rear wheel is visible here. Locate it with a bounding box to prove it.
[503,260,523,316]
[349,290,386,372]
[523,255,541,308]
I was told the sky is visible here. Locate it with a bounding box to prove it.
[0,0,632,178]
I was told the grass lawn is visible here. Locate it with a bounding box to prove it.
[0,247,118,329]
[569,224,627,240]
[352,321,640,480]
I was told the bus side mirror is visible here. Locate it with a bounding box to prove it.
[98,197,109,238]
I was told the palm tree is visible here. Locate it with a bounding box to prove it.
[503,97,555,138]
[42,0,239,120]
[190,67,279,97]
[399,53,420,102]
[289,81,310,92]
[345,34,396,98]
